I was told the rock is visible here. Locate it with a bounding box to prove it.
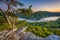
[0,27,60,40]
[16,27,27,34]
[45,34,60,40]
[20,32,44,40]
[20,32,60,40]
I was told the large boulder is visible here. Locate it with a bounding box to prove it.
[45,34,60,40]
[20,32,60,40]
[20,32,44,40]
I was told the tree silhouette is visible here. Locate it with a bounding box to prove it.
[0,0,24,29]
[17,5,33,16]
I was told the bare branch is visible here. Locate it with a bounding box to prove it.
[0,8,4,16]
[0,0,8,5]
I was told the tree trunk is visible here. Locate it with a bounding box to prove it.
[12,17,16,29]
[4,4,12,26]
[5,15,11,25]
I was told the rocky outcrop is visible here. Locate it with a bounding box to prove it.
[20,32,44,40]
[20,32,60,40]
[0,27,27,40]
[0,27,60,40]
[45,34,60,40]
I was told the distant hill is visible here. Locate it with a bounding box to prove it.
[17,11,60,20]
[18,17,60,22]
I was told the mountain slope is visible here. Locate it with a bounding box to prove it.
[17,11,60,20]
[18,17,60,22]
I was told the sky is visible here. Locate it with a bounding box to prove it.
[19,0,60,12]
[0,0,60,12]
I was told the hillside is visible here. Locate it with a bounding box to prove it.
[17,11,60,20]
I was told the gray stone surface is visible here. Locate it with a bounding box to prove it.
[0,28,60,40]
[45,34,60,40]
[20,32,60,40]
[20,32,44,40]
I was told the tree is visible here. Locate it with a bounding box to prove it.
[0,0,24,29]
[17,5,33,16]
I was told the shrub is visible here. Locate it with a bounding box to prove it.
[26,26,53,37]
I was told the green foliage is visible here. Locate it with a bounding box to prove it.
[27,20,60,28]
[0,23,11,31]
[52,29,60,36]
[16,20,29,28]
[17,11,60,20]
[17,5,33,16]
[0,19,60,37]
[0,16,5,23]
[0,11,60,37]
[26,26,53,37]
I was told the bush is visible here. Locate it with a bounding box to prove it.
[0,23,11,31]
[26,26,53,37]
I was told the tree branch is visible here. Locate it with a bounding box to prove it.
[0,8,4,16]
[0,0,8,5]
